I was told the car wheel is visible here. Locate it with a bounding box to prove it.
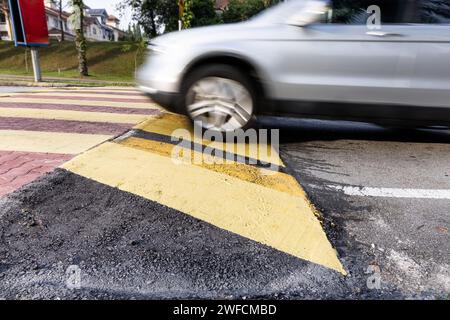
[182,64,257,132]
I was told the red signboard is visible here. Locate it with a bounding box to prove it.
[8,0,49,46]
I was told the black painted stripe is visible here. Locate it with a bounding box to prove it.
[119,129,286,173]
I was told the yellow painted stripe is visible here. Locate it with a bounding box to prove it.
[62,142,345,274]
[135,113,284,167]
[9,92,147,100]
[119,137,303,197]
[0,107,151,124]
[0,97,160,110]
[0,130,111,154]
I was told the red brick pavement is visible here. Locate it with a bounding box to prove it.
[0,88,159,198]
[0,151,73,197]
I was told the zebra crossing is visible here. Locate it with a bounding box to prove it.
[0,86,160,197]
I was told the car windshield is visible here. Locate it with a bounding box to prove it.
[251,0,310,23]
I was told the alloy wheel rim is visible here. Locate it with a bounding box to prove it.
[186,77,253,131]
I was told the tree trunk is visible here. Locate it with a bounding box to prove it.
[59,0,65,41]
[149,10,157,38]
[73,0,88,76]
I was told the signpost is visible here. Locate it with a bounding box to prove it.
[8,0,49,82]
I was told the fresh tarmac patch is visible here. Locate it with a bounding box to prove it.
[0,169,394,299]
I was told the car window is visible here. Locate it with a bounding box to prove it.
[328,0,416,24]
[416,0,450,23]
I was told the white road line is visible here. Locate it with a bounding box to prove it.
[326,185,450,199]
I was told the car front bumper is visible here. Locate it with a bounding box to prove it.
[138,85,182,114]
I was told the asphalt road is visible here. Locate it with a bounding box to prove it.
[271,117,450,297]
[0,88,448,299]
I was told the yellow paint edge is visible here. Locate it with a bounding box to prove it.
[118,137,303,198]
[134,113,284,167]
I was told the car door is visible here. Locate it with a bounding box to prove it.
[399,0,450,111]
[269,0,421,119]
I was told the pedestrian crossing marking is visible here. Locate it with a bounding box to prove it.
[0,130,111,154]
[0,107,151,124]
[0,97,160,110]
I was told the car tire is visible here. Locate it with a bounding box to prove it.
[181,64,258,132]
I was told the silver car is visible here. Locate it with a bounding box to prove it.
[137,0,450,132]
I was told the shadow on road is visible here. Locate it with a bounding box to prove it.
[258,116,450,144]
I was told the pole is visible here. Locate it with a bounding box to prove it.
[179,0,184,31]
[30,47,42,82]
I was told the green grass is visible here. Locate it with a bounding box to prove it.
[0,40,145,82]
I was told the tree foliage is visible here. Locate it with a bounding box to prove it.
[222,0,264,23]
[117,0,283,38]
[180,0,193,29]
[126,22,144,41]
[191,0,221,27]
[222,0,282,23]
[117,0,178,38]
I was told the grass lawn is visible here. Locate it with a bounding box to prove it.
[0,40,146,82]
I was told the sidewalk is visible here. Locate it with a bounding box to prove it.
[0,74,134,87]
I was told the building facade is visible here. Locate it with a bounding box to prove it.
[84,8,114,41]
[0,1,124,42]
[0,3,12,41]
[44,0,75,41]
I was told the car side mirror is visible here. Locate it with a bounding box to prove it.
[287,0,329,27]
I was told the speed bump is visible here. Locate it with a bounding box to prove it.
[62,113,346,274]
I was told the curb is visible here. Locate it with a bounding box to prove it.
[0,80,135,88]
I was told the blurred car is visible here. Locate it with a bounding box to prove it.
[137,0,450,132]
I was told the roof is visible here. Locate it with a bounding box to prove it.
[84,16,114,32]
[48,28,75,37]
[45,7,71,19]
[86,8,108,16]
[84,16,101,26]
[108,15,120,21]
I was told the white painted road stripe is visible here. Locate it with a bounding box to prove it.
[327,185,450,199]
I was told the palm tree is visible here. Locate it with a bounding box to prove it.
[70,0,88,76]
